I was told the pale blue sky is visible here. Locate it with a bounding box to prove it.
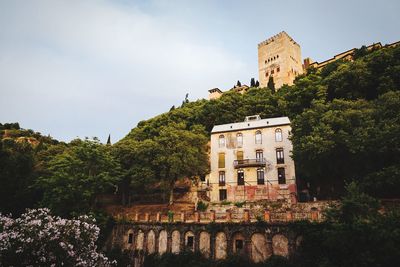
[0,0,399,142]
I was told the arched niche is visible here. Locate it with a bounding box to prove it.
[272,234,289,257]
[251,233,271,262]
[199,231,211,258]
[215,232,227,260]
[158,230,168,255]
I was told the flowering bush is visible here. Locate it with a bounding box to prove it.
[0,208,115,266]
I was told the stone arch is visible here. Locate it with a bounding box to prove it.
[147,230,156,254]
[272,234,289,257]
[251,233,271,262]
[136,229,145,250]
[199,231,211,258]
[184,231,195,251]
[171,230,181,254]
[158,230,168,255]
[232,232,246,255]
[215,232,227,260]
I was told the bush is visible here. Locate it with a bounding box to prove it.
[197,201,209,212]
[0,208,113,266]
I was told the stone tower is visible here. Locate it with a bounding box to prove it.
[258,31,303,89]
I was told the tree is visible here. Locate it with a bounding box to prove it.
[37,138,123,216]
[106,134,111,146]
[236,80,242,87]
[0,208,113,266]
[267,76,275,92]
[112,138,158,205]
[153,123,208,204]
[296,184,400,267]
[255,80,260,87]
[250,78,255,87]
[0,138,37,216]
[181,93,189,107]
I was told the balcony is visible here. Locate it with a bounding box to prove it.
[233,158,266,169]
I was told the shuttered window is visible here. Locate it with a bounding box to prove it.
[218,153,225,168]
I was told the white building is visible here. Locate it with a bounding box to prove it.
[207,115,297,203]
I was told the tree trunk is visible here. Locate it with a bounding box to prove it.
[169,187,174,205]
[169,179,176,205]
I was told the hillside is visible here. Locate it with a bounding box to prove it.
[121,44,400,199]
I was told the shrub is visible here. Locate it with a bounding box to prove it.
[197,201,209,212]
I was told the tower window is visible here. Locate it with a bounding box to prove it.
[275,128,283,142]
[219,135,225,148]
[255,130,262,144]
[218,153,225,168]
[277,67,280,72]
[278,168,286,184]
[237,133,243,147]
[237,169,245,185]
[276,148,284,164]
[219,189,227,201]
[257,168,265,185]
[219,171,226,186]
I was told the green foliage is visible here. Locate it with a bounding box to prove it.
[115,122,209,204]
[0,138,37,215]
[295,185,400,267]
[36,138,123,217]
[220,200,231,206]
[197,201,209,212]
[267,76,275,93]
[234,201,246,208]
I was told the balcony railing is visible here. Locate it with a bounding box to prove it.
[234,158,266,169]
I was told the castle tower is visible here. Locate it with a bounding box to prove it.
[258,31,303,89]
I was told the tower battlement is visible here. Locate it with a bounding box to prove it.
[257,31,300,48]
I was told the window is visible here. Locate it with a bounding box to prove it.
[271,69,275,74]
[237,169,244,185]
[277,67,280,72]
[276,148,284,164]
[219,135,225,147]
[255,130,262,144]
[277,55,279,58]
[237,133,243,147]
[128,233,133,244]
[235,240,244,251]
[265,72,269,77]
[257,168,265,185]
[237,151,243,161]
[218,153,225,168]
[256,150,263,162]
[275,128,283,142]
[187,236,194,249]
[219,189,227,201]
[278,167,286,184]
[219,171,225,186]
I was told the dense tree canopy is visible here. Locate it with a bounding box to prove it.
[36,138,123,217]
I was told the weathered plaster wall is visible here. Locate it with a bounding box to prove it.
[109,222,300,266]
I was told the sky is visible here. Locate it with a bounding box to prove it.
[0,0,399,143]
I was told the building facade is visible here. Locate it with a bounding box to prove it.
[207,115,297,203]
[258,31,303,90]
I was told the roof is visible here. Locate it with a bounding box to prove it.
[208,88,223,93]
[211,116,290,134]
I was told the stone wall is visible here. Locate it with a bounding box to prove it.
[109,222,301,266]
